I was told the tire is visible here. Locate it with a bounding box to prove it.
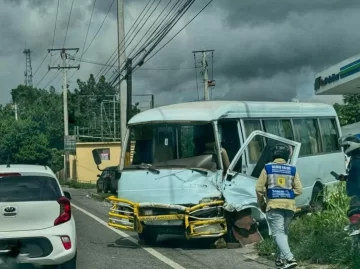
[103,181,110,193]
[138,229,158,246]
[310,185,324,213]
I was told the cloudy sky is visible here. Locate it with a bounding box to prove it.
[2,0,360,107]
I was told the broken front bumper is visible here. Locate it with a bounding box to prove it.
[108,196,227,239]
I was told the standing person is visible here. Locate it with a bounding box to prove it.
[256,143,303,269]
[338,135,360,209]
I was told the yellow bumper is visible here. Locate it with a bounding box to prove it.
[108,196,227,239]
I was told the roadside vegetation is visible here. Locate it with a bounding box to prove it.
[60,180,96,189]
[257,183,360,269]
[0,75,140,172]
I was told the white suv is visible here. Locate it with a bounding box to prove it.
[0,164,77,268]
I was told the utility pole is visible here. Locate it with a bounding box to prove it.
[48,48,80,180]
[14,103,18,121]
[192,50,215,101]
[113,95,116,141]
[117,0,127,155]
[23,49,33,87]
[126,58,133,122]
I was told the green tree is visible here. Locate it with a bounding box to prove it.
[5,85,64,171]
[333,94,360,126]
[1,74,143,171]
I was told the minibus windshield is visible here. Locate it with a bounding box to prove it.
[123,122,219,171]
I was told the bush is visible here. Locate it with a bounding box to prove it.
[257,183,360,268]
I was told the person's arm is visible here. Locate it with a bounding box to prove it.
[256,169,267,212]
[293,172,303,196]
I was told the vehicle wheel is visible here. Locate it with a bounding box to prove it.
[310,185,324,213]
[96,184,101,193]
[103,181,110,193]
[138,229,158,246]
[111,189,117,195]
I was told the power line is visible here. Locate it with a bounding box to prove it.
[105,0,173,80]
[35,71,49,88]
[82,0,116,57]
[68,0,115,82]
[97,0,155,80]
[63,0,76,47]
[142,0,213,66]
[107,0,185,82]
[33,53,48,77]
[80,0,97,59]
[71,55,193,70]
[44,70,61,89]
[104,0,187,82]
[50,0,60,66]
[35,55,61,88]
[110,0,193,85]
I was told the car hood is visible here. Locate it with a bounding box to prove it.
[117,169,222,204]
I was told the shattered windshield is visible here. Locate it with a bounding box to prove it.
[123,122,219,171]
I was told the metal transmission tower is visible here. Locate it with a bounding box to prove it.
[23,49,33,86]
[192,50,215,101]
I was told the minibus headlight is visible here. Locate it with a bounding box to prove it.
[143,209,153,216]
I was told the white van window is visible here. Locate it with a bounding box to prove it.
[293,119,322,156]
[218,120,241,172]
[263,119,293,140]
[243,120,264,164]
[319,118,340,152]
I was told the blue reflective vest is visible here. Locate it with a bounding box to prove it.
[265,163,296,200]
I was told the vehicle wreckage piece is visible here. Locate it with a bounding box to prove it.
[229,209,263,247]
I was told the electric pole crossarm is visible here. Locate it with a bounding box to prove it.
[48,48,79,52]
[48,65,80,70]
[192,50,214,53]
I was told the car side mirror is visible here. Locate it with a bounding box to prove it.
[92,149,102,165]
[92,149,103,171]
[64,191,72,200]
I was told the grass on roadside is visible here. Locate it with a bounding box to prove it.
[257,183,360,269]
[59,180,96,189]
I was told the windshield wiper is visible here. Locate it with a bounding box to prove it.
[187,168,208,176]
[136,163,160,174]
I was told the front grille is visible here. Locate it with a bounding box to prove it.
[139,207,184,216]
[0,237,53,258]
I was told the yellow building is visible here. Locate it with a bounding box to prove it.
[69,142,122,184]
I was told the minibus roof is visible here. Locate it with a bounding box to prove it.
[129,101,337,125]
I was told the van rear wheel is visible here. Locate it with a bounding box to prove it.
[310,185,324,212]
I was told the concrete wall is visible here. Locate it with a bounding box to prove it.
[70,142,121,184]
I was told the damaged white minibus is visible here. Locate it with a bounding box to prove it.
[104,101,345,245]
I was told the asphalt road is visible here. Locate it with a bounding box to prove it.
[68,188,273,269]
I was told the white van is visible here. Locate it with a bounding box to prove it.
[107,101,345,244]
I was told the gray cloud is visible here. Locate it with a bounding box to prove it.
[0,0,359,107]
[219,0,360,27]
